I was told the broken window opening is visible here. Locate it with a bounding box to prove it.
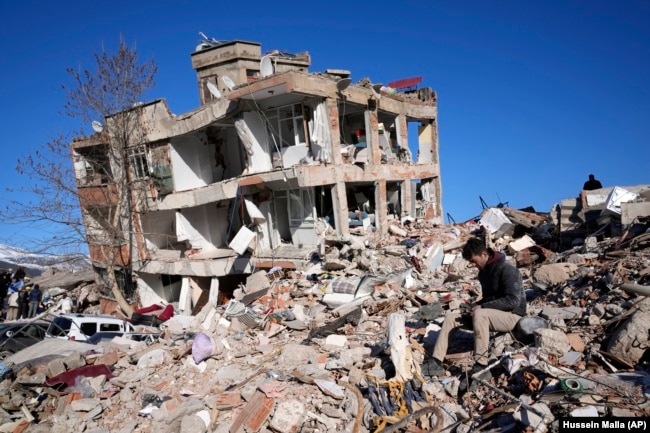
[410,120,436,164]
[386,182,402,216]
[140,209,181,251]
[339,107,368,165]
[272,188,318,247]
[314,186,334,226]
[128,145,150,180]
[274,189,315,228]
[345,184,376,230]
[75,144,112,186]
[93,265,136,302]
[375,113,404,164]
[265,103,308,150]
[416,178,437,219]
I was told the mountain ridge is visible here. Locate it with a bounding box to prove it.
[0,244,90,277]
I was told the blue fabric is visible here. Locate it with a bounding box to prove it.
[7,280,24,294]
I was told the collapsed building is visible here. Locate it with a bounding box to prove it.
[71,39,443,313]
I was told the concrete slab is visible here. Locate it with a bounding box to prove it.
[6,339,96,366]
[539,306,582,321]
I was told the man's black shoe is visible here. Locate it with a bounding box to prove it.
[459,363,493,393]
[421,358,445,377]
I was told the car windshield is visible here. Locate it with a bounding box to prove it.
[47,317,73,337]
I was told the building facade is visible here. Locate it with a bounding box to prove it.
[71,40,443,314]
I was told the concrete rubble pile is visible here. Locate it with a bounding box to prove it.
[1,194,650,433]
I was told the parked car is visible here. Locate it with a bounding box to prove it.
[0,320,50,359]
[86,330,161,345]
[46,314,134,342]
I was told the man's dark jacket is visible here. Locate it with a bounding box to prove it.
[477,250,526,316]
[29,287,42,303]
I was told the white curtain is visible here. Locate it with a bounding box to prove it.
[309,102,332,162]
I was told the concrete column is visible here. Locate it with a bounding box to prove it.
[396,114,408,153]
[431,177,443,224]
[430,118,440,165]
[401,180,412,218]
[331,181,350,239]
[326,98,344,167]
[365,109,381,165]
[430,119,443,221]
[326,98,351,238]
[374,179,388,234]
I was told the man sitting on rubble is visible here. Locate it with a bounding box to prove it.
[422,237,527,388]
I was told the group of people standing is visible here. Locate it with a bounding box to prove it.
[0,267,77,322]
[0,269,44,321]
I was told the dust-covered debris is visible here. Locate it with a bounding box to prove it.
[0,188,649,432]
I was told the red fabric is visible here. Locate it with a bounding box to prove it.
[46,364,114,391]
[486,249,500,265]
[135,304,163,315]
[158,304,174,321]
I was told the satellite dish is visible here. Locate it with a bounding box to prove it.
[91,121,103,133]
[206,81,221,99]
[260,55,274,78]
[372,83,384,92]
[336,78,352,91]
[222,75,235,91]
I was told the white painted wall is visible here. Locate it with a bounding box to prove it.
[170,132,213,191]
[176,203,229,250]
[137,272,180,306]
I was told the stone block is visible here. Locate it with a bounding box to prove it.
[47,358,67,378]
[16,372,46,386]
[278,344,319,369]
[534,328,571,356]
[70,398,101,412]
[63,352,86,370]
[180,414,208,433]
[605,311,650,365]
[324,334,347,347]
[269,399,306,433]
[539,307,582,321]
[534,263,577,286]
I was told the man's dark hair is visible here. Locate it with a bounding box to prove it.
[462,237,487,260]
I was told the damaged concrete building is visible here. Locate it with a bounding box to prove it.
[71,39,442,314]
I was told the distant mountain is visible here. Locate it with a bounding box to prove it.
[0,244,90,277]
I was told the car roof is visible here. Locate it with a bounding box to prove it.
[56,314,127,322]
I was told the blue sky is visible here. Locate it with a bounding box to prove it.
[0,0,648,251]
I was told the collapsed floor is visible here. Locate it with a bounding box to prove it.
[1,198,650,433]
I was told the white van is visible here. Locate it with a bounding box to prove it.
[46,314,134,342]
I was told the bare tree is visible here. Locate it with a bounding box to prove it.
[3,40,157,317]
